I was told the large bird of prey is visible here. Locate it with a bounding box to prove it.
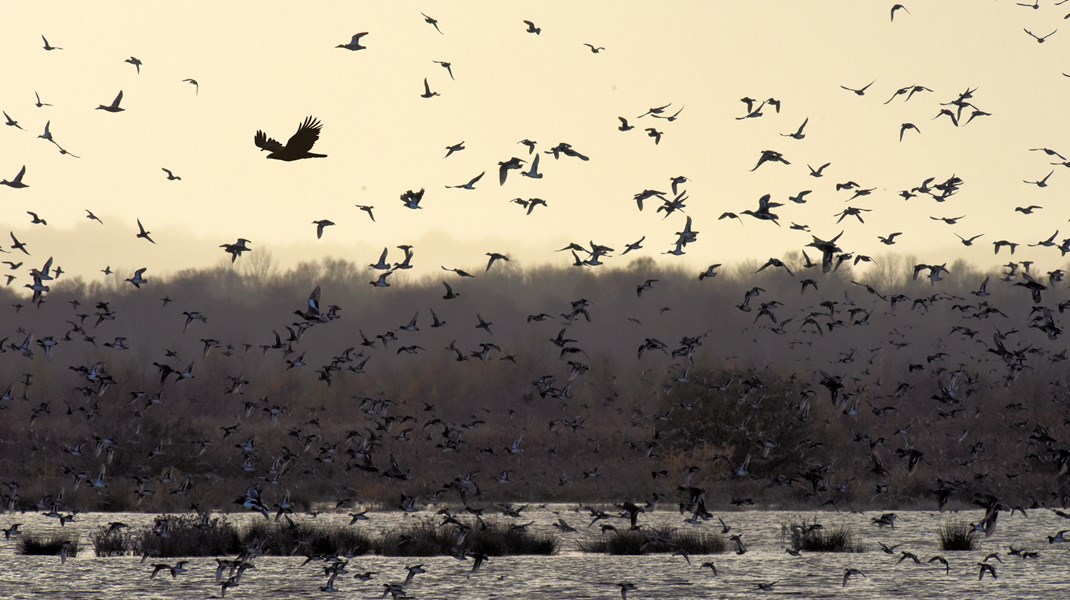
[254,116,327,161]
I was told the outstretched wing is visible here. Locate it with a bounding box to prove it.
[254,130,285,153]
[285,116,323,154]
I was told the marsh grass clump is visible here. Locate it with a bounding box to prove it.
[467,522,557,555]
[938,521,978,551]
[578,528,725,555]
[375,518,558,556]
[18,534,78,556]
[136,515,242,558]
[89,527,133,557]
[241,521,373,556]
[787,519,863,552]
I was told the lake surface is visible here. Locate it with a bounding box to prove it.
[1,506,1068,598]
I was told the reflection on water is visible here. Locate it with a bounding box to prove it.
[1,507,1070,598]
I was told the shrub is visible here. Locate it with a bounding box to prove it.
[787,519,863,552]
[18,534,78,556]
[89,527,132,557]
[135,515,242,558]
[578,528,724,555]
[242,521,373,556]
[375,517,557,556]
[938,521,977,551]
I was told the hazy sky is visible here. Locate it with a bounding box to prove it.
[2,1,1069,282]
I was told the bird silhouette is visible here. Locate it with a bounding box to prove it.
[255,117,326,160]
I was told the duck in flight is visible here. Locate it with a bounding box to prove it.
[841,81,875,96]
[96,90,125,112]
[42,35,62,51]
[1,165,28,189]
[337,33,369,51]
[255,116,326,160]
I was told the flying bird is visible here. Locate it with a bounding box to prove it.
[841,81,875,96]
[583,43,605,53]
[136,219,155,244]
[96,90,125,112]
[433,60,454,79]
[422,13,444,34]
[161,168,181,181]
[3,111,23,130]
[0,165,28,189]
[313,220,335,239]
[523,20,541,34]
[890,4,910,21]
[182,79,199,95]
[254,116,326,160]
[41,35,62,51]
[337,33,369,51]
[421,78,439,98]
[125,57,142,73]
[1024,29,1057,43]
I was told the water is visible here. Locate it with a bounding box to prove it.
[1,507,1069,598]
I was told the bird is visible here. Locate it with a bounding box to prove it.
[1,165,28,189]
[444,141,465,157]
[125,57,142,73]
[313,220,335,239]
[433,60,454,79]
[929,556,950,574]
[841,81,875,95]
[1025,29,1057,43]
[977,562,997,580]
[41,35,62,51]
[447,171,485,190]
[618,582,637,599]
[34,91,51,108]
[355,205,376,221]
[421,78,439,98]
[85,209,103,224]
[523,20,541,34]
[486,253,510,271]
[337,33,369,51]
[781,118,808,140]
[891,4,910,20]
[126,268,149,288]
[498,157,525,185]
[26,212,46,226]
[96,90,125,112]
[584,43,605,53]
[255,116,326,160]
[422,13,444,34]
[1024,170,1054,188]
[8,233,28,255]
[3,111,23,130]
[182,79,199,95]
[808,162,831,177]
[899,123,920,141]
[136,219,155,244]
[161,168,181,181]
[843,568,866,587]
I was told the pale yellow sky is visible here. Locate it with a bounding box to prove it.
[2,1,1069,281]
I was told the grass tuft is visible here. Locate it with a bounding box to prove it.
[938,521,978,551]
[787,519,864,552]
[18,534,78,556]
[578,528,724,555]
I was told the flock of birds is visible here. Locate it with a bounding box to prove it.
[4,2,1070,598]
